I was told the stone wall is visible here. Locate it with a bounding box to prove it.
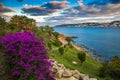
[51,60,97,80]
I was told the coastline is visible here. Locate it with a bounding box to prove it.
[58,34,89,56]
[58,34,102,61]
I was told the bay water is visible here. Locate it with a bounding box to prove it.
[54,27,120,60]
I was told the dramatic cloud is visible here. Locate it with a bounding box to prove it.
[42,1,68,9]
[22,5,57,16]
[1,0,120,26]
[0,3,15,13]
[43,0,120,26]
[61,0,120,17]
[22,1,69,16]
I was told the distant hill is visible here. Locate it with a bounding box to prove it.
[55,21,120,27]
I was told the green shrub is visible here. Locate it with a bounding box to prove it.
[99,56,120,80]
[0,17,6,37]
[53,32,59,38]
[52,40,62,47]
[59,47,64,56]
[77,51,86,66]
[66,37,73,45]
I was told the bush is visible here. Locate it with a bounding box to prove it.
[53,32,59,39]
[0,17,6,37]
[0,31,54,80]
[59,47,64,56]
[77,51,86,66]
[66,37,73,45]
[99,56,120,80]
[52,40,62,47]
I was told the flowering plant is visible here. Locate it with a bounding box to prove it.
[0,31,54,80]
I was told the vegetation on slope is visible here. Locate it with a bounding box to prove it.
[1,15,119,80]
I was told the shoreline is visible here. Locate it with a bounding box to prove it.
[58,34,102,61]
[58,34,89,56]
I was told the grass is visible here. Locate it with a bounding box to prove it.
[0,30,112,80]
[50,44,102,78]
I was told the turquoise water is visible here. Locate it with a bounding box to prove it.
[54,27,120,60]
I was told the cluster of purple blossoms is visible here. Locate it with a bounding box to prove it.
[0,31,55,80]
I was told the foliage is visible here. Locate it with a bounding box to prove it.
[59,47,64,56]
[77,51,86,66]
[66,37,73,45]
[51,45,102,78]
[10,15,36,30]
[99,56,120,80]
[0,31,54,80]
[53,31,59,39]
[52,39,62,47]
[0,17,6,37]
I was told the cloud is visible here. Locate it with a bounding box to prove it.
[22,1,69,16]
[0,3,15,13]
[22,5,57,16]
[62,0,120,18]
[0,13,12,22]
[42,1,120,26]
[41,1,68,9]
[20,0,120,26]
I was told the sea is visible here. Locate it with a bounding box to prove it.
[54,27,120,61]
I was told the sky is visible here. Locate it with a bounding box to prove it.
[0,0,120,26]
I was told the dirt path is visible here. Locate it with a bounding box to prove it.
[58,35,89,56]
[58,37,68,46]
[71,43,83,51]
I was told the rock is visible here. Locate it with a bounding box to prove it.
[73,73,81,79]
[62,70,72,78]
[51,67,58,76]
[51,59,97,80]
[57,64,65,69]
[90,78,97,80]
[55,70,64,78]
[71,70,80,75]
[79,73,88,80]
[72,61,77,65]
[55,76,78,80]
[69,76,79,80]
[83,75,89,80]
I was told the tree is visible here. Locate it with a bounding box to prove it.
[53,31,59,39]
[52,39,62,47]
[10,15,36,31]
[0,17,6,37]
[77,51,86,66]
[99,56,120,80]
[66,37,73,45]
[59,47,64,56]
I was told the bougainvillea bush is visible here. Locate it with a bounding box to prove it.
[0,31,54,80]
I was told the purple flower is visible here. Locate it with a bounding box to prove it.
[12,70,20,76]
[0,31,54,80]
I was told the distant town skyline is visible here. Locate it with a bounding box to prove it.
[0,0,120,26]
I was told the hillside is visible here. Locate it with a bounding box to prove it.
[0,16,114,80]
[55,21,120,27]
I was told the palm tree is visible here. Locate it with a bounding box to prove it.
[10,15,36,31]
